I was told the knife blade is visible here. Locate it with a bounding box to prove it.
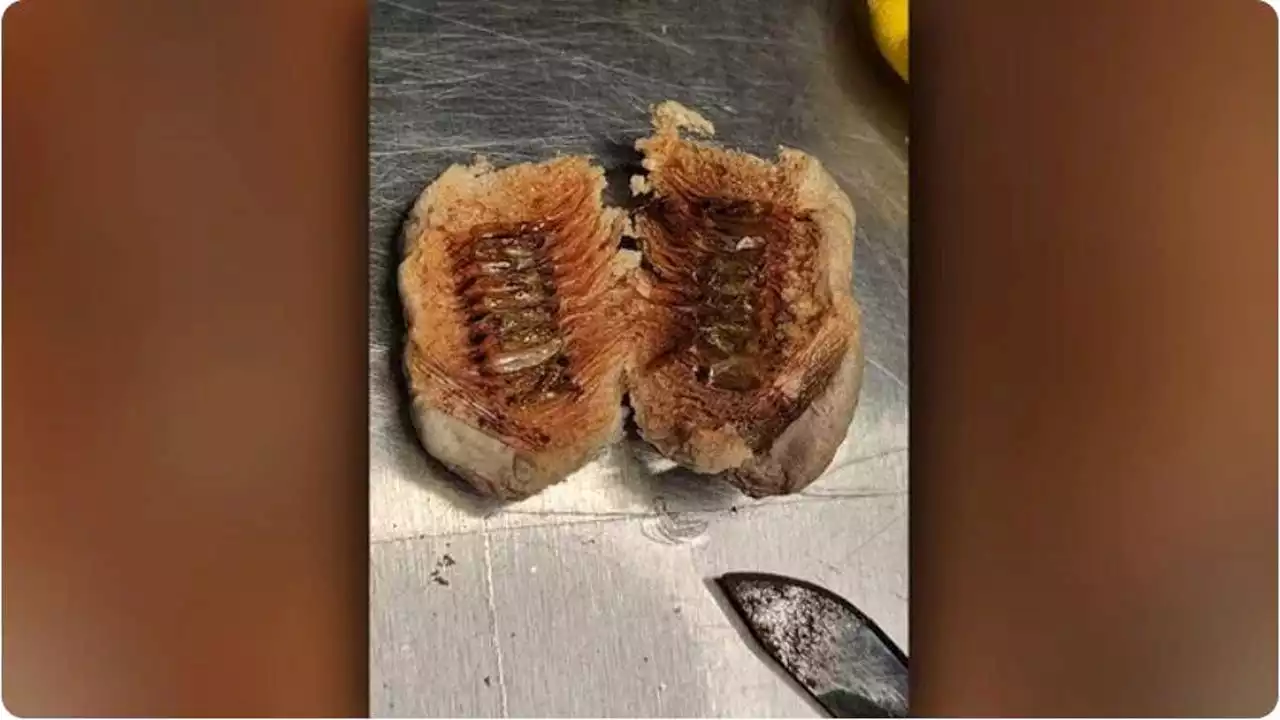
[715,572,908,718]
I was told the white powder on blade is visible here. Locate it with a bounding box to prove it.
[733,581,844,690]
[730,578,908,716]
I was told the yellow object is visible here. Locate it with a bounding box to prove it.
[868,0,908,83]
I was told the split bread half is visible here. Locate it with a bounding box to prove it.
[627,101,864,497]
[399,156,632,499]
[399,101,864,499]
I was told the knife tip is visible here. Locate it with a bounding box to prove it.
[713,572,754,592]
[715,571,786,588]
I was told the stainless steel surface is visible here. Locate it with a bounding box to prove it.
[369,0,908,716]
[717,573,909,718]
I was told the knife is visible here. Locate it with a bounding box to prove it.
[715,572,909,718]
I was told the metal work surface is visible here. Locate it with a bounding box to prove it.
[369,0,908,716]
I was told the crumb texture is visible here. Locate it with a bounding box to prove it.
[399,156,629,498]
[628,101,863,495]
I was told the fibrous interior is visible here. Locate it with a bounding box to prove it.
[634,183,842,452]
[455,225,577,399]
[403,158,626,454]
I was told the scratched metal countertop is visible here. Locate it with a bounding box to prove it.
[369,0,908,716]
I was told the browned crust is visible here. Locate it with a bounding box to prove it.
[627,101,865,496]
[398,156,629,499]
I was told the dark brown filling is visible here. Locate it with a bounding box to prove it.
[453,226,578,406]
[636,191,840,451]
[678,198,784,392]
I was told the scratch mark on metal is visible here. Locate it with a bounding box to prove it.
[847,511,905,560]
[481,521,511,717]
[642,497,710,545]
[631,27,696,56]
[383,0,687,91]
[814,446,907,482]
[866,355,907,392]
[370,488,906,545]
[371,134,596,157]
[800,488,906,501]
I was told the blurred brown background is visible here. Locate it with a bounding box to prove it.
[4,0,368,715]
[914,1,1277,715]
[3,0,1275,716]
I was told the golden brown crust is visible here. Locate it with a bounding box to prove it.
[627,101,865,496]
[399,156,629,499]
